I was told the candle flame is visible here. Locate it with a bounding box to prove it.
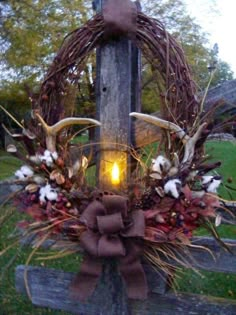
[111,162,120,185]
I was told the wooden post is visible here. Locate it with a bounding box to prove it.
[95,0,141,191]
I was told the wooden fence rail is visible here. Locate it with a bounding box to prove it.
[16,237,236,315]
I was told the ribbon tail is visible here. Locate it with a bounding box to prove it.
[119,241,148,300]
[70,255,102,301]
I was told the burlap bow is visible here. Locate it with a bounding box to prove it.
[71,195,148,300]
[103,0,137,38]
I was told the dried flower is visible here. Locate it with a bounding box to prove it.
[50,170,65,185]
[25,183,39,193]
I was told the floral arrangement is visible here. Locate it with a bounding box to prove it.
[1,106,230,301]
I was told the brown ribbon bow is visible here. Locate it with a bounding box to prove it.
[71,195,148,300]
[103,0,137,38]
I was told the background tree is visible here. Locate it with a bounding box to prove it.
[0,0,94,122]
[140,0,234,113]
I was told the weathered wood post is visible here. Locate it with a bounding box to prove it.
[95,0,141,190]
[90,1,142,313]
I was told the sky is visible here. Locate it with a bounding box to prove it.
[184,0,236,76]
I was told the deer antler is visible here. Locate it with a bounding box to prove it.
[35,113,101,152]
[130,113,188,142]
[130,112,207,167]
[181,122,207,165]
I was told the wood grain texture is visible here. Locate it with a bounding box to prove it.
[130,292,236,315]
[186,237,236,273]
[161,237,236,273]
[15,261,168,315]
[15,238,236,315]
[16,256,236,315]
[16,262,130,315]
[95,0,141,190]
[96,37,133,190]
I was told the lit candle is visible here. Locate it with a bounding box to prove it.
[111,162,120,185]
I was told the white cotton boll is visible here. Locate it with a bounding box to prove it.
[45,156,53,167]
[39,194,46,203]
[39,185,47,195]
[39,155,45,162]
[15,165,33,180]
[51,151,58,160]
[150,155,171,179]
[44,184,52,194]
[39,184,58,203]
[44,150,51,157]
[201,176,221,193]
[39,150,58,166]
[39,186,45,195]
[21,165,34,177]
[201,176,213,185]
[207,179,221,193]
[15,170,25,180]
[164,179,182,199]
[39,185,47,203]
[45,184,58,201]
[39,154,52,166]
[151,155,171,174]
[46,191,58,201]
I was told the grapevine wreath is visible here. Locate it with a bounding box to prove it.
[1,0,234,301]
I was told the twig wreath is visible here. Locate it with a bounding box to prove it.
[1,0,234,301]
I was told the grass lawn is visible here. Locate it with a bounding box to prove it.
[175,140,236,300]
[0,151,22,180]
[0,140,236,313]
[205,140,236,200]
[175,223,236,300]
